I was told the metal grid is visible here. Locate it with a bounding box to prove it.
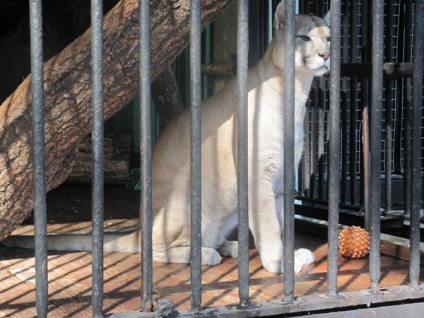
[27,0,424,317]
[298,0,424,210]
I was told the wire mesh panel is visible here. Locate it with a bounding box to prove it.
[297,0,424,213]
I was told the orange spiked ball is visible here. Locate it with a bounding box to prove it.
[338,226,370,259]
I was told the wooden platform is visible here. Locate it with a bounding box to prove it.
[0,230,421,317]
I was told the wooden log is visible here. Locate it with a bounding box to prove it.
[66,133,131,184]
[0,0,236,241]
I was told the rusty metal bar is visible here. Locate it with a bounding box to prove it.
[29,1,48,317]
[139,0,153,311]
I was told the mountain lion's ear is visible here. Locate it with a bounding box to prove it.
[274,1,286,30]
[323,10,330,26]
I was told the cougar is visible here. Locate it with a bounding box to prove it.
[151,2,330,273]
[3,2,330,274]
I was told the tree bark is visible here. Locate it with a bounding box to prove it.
[0,0,235,241]
[152,66,185,129]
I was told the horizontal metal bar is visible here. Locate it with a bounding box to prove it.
[202,62,416,78]
[341,62,415,78]
[108,285,424,317]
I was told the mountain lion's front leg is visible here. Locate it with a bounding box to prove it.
[248,178,286,273]
[249,179,315,273]
[275,196,315,273]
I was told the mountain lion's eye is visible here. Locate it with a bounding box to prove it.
[298,35,311,42]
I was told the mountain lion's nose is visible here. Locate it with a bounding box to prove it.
[319,51,330,61]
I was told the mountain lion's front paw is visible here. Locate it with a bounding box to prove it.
[262,258,284,273]
[202,248,222,266]
[294,248,315,273]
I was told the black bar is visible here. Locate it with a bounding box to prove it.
[301,114,310,196]
[283,0,296,302]
[139,0,153,311]
[403,1,413,218]
[340,62,415,78]
[29,1,48,317]
[317,82,326,201]
[91,0,105,316]
[369,0,384,293]
[237,0,250,307]
[340,1,350,205]
[349,0,359,207]
[327,0,341,297]
[409,0,424,289]
[310,90,317,199]
[383,0,394,214]
[190,0,202,311]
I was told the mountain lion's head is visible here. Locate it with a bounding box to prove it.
[273,2,331,77]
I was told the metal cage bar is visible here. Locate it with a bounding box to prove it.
[90,1,105,316]
[29,1,48,317]
[409,0,424,289]
[139,0,153,311]
[327,0,341,297]
[369,0,384,293]
[190,0,202,311]
[384,2,394,213]
[283,0,296,302]
[237,0,250,307]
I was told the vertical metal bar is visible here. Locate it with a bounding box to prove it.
[327,0,341,297]
[139,0,153,311]
[384,0,394,213]
[403,1,413,217]
[317,84,326,200]
[301,115,310,196]
[340,1,349,205]
[29,1,48,317]
[190,0,202,311]
[237,0,250,307]
[202,26,211,100]
[362,1,371,228]
[369,0,384,293]
[91,1,105,316]
[283,0,296,302]
[409,0,424,289]
[349,0,359,207]
[310,91,317,199]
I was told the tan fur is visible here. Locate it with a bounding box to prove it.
[2,3,330,274]
[151,3,330,273]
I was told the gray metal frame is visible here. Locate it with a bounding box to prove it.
[28,0,424,317]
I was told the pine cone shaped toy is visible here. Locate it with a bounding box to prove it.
[338,226,370,259]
